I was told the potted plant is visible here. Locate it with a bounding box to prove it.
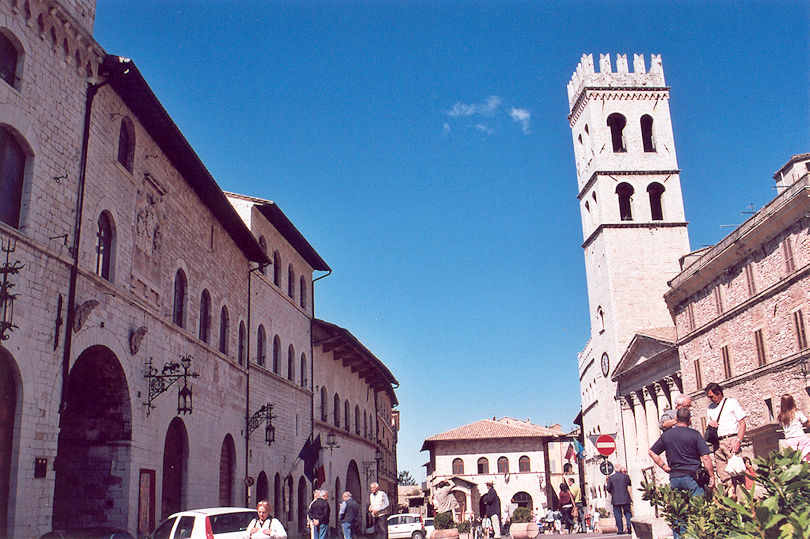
[507,508,538,539]
[431,512,459,539]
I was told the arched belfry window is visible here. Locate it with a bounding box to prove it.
[95,211,114,280]
[606,113,627,153]
[641,115,656,152]
[0,31,21,88]
[616,182,634,221]
[117,117,135,172]
[597,306,605,333]
[647,182,665,221]
[0,125,27,228]
[172,269,187,327]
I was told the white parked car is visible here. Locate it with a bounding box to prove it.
[387,514,426,539]
[150,507,257,539]
[423,517,434,538]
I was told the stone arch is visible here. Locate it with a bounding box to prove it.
[219,434,236,506]
[53,345,132,529]
[346,460,362,503]
[257,471,269,503]
[510,491,533,511]
[161,417,188,519]
[0,22,29,91]
[0,347,22,537]
[0,115,37,230]
[297,476,307,531]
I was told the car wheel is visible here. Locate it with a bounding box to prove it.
[412,532,425,539]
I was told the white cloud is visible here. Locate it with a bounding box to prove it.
[446,95,502,117]
[510,107,531,134]
[475,124,493,135]
[442,122,451,135]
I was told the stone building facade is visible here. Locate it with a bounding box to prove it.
[0,1,398,538]
[567,53,690,515]
[665,154,810,457]
[311,319,399,529]
[421,418,565,521]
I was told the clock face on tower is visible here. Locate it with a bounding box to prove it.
[601,352,610,378]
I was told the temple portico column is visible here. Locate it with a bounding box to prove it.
[665,375,681,408]
[644,386,662,451]
[618,395,637,466]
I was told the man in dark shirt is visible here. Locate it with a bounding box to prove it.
[307,490,331,539]
[481,482,502,538]
[339,491,360,539]
[649,407,715,539]
[605,465,632,535]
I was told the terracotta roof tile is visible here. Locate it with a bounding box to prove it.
[423,417,563,444]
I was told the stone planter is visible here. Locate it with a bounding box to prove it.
[431,529,460,539]
[599,516,617,534]
[507,522,539,539]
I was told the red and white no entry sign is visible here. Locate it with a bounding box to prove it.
[595,434,616,457]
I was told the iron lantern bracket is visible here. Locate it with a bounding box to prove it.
[248,402,276,446]
[144,354,199,416]
[0,235,23,341]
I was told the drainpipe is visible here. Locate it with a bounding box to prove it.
[58,73,113,416]
[310,270,331,440]
[245,264,255,506]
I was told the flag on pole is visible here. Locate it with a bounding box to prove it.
[564,442,576,462]
[573,439,585,459]
[313,434,325,488]
[298,434,324,486]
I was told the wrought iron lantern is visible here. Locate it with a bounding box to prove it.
[144,354,199,416]
[325,430,340,453]
[248,402,276,447]
[0,236,23,341]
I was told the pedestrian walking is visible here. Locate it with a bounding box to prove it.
[605,465,632,535]
[480,482,502,539]
[649,407,715,539]
[557,482,574,534]
[566,478,585,533]
[307,490,330,539]
[705,382,747,500]
[777,393,810,461]
[339,491,359,539]
[368,482,390,539]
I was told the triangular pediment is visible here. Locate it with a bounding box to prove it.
[612,327,677,381]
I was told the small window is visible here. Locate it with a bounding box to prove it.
[794,310,808,351]
[783,238,796,273]
[287,344,295,381]
[256,325,266,366]
[199,289,211,343]
[477,457,489,474]
[287,264,295,298]
[518,456,530,472]
[647,182,664,221]
[641,114,656,152]
[172,269,187,327]
[333,393,341,427]
[0,125,27,228]
[606,113,627,152]
[713,287,723,315]
[300,276,307,309]
[219,306,230,354]
[452,458,464,475]
[273,251,281,286]
[364,413,368,438]
[273,335,281,374]
[497,456,509,474]
[117,117,135,172]
[238,322,246,366]
[616,182,634,221]
[686,304,696,332]
[320,387,328,421]
[0,32,20,88]
[95,211,114,280]
[355,405,360,435]
[344,400,350,431]
[694,357,703,390]
[300,353,307,387]
[721,345,732,379]
[754,329,766,366]
[745,264,757,296]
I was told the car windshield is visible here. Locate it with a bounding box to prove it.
[210,511,256,534]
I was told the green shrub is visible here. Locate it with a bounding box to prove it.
[455,520,471,533]
[511,507,533,523]
[434,512,455,530]
[641,447,810,538]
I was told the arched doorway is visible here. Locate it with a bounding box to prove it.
[346,460,362,503]
[219,435,236,505]
[297,476,307,531]
[53,345,132,529]
[162,417,188,518]
[511,492,533,511]
[257,471,269,503]
[0,348,20,536]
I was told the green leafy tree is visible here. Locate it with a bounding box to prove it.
[641,447,810,538]
[398,470,416,486]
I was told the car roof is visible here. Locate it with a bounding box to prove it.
[168,507,255,518]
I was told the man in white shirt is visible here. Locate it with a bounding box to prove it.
[706,382,747,500]
[368,482,390,539]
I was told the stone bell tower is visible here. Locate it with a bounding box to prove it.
[567,53,690,473]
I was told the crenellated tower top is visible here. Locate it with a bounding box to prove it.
[567,53,665,109]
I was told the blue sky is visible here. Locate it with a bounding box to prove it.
[95,0,808,481]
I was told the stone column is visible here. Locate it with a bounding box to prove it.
[664,375,681,408]
[644,386,662,451]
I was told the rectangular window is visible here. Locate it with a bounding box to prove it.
[794,309,808,350]
[783,238,796,273]
[754,329,766,366]
[686,304,696,332]
[764,398,774,421]
[745,264,757,297]
[694,357,703,390]
[721,345,732,379]
[714,287,724,315]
